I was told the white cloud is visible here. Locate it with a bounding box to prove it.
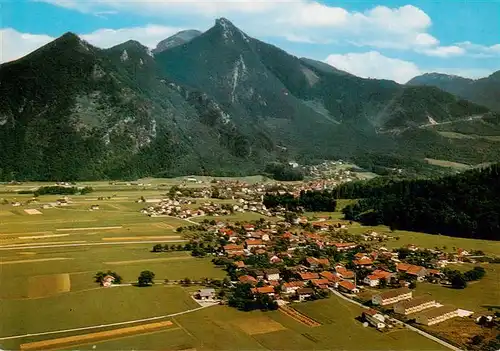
[419,45,466,58]
[38,1,443,52]
[324,51,421,84]
[0,25,183,63]
[0,28,54,63]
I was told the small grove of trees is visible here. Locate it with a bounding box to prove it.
[151,244,188,252]
[228,283,278,311]
[94,271,122,285]
[444,266,486,289]
[264,162,304,181]
[138,270,155,286]
[33,185,93,197]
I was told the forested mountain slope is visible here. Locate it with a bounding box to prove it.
[1,18,499,181]
[408,71,500,112]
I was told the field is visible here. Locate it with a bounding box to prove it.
[415,263,500,313]
[0,179,496,350]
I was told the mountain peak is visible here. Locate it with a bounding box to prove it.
[212,18,251,44]
[153,29,202,54]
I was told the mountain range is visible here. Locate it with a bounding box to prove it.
[1,18,500,181]
[408,71,500,112]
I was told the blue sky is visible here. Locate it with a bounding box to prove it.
[1,0,499,83]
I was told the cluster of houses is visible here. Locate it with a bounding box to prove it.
[141,198,271,219]
[366,287,461,329]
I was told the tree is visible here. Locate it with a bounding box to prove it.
[138,270,155,286]
[409,281,417,289]
[379,278,388,289]
[471,335,484,346]
[152,244,163,252]
[182,277,191,285]
[451,274,467,289]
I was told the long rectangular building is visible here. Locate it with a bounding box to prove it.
[372,287,412,306]
[393,296,436,315]
[415,305,459,326]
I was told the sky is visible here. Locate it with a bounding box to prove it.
[1,0,499,83]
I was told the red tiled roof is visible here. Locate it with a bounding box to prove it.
[245,239,263,246]
[338,280,357,291]
[251,286,275,294]
[224,244,244,251]
[283,281,305,289]
[298,272,320,280]
[353,257,373,266]
[234,261,245,268]
[238,275,257,284]
[372,270,393,279]
[311,278,329,287]
[320,271,341,282]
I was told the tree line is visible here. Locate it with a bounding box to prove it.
[337,164,500,240]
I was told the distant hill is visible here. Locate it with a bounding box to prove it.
[408,71,500,112]
[1,18,500,181]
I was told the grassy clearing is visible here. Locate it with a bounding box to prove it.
[424,158,471,169]
[415,263,500,313]
[0,286,197,343]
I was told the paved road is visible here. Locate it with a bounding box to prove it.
[329,289,463,351]
[0,305,212,341]
[0,240,187,251]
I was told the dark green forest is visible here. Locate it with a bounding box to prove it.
[338,164,500,240]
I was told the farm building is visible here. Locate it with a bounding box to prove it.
[415,305,459,326]
[363,309,386,329]
[296,288,314,302]
[102,275,115,287]
[393,296,437,315]
[372,287,412,306]
[338,280,359,294]
[197,288,216,300]
[264,268,280,281]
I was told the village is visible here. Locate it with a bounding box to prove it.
[174,205,497,346]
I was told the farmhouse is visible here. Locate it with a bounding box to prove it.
[264,268,280,281]
[352,257,373,268]
[251,286,275,296]
[310,278,330,289]
[332,242,357,251]
[102,275,115,287]
[415,305,459,326]
[334,265,355,280]
[283,281,305,294]
[363,309,386,329]
[296,288,314,302]
[197,288,216,300]
[372,287,412,306]
[397,263,428,281]
[298,272,320,281]
[393,296,437,315]
[305,257,330,268]
[363,269,394,287]
[338,280,359,294]
[245,239,265,250]
[238,275,258,285]
[320,271,341,287]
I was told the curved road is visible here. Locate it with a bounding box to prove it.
[0,305,212,341]
[329,289,462,351]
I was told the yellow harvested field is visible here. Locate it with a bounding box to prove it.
[18,252,37,255]
[0,257,73,265]
[104,256,194,265]
[18,234,69,239]
[56,226,123,232]
[20,320,174,350]
[233,316,286,335]
[28,273,71,298]
[154,222,174,229]
[24,209,43,215]
[102,236,181,241]
[0,241,86,248]
[0,211,14,216]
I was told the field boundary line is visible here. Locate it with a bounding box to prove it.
[0,305,211,341]
[0,240,187,250]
